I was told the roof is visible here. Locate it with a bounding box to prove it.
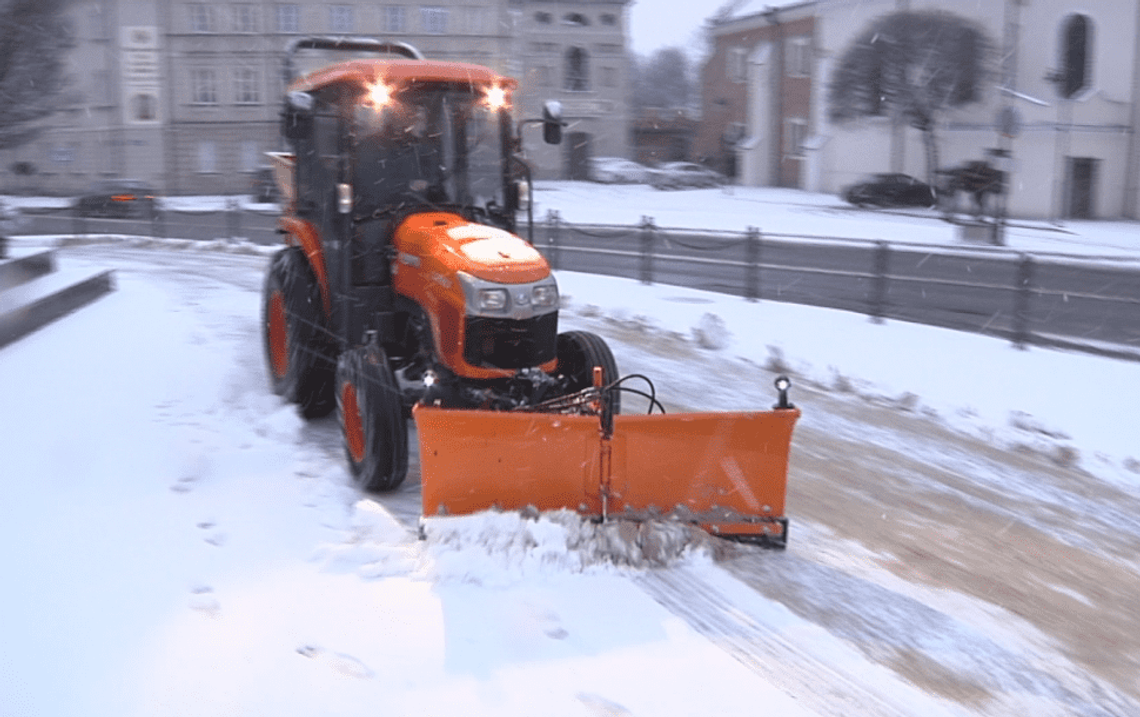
[290,58,517,93]
[710,0,815,25]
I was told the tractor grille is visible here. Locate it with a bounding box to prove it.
[464,312,557,369]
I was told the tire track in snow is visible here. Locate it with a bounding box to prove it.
[634,565,920,717]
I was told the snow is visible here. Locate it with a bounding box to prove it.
[2,183,1138,716]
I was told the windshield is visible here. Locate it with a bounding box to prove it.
[353,85,506,216]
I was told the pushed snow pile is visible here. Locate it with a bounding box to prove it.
[420,509,716,585]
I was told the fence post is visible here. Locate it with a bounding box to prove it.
[226,198,241,240]
[545,210,561,270]
[1012,253,1035,349]
[151,203,164,238]
[870,241,890,323]
[639,216,655,285]
[744,226,762,301]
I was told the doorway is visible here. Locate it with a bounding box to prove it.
[1066,157,1097,219]
[567,131,591,180]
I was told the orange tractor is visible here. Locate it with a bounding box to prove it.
[261,38,800,546]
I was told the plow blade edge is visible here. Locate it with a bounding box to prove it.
[414,405,800,543]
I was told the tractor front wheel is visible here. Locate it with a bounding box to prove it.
[336,346,409,492]
[556,331,621,416]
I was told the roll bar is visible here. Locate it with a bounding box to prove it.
[283,36,424,84]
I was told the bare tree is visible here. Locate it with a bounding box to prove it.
[0,0,73,152]
[632,47,693,113]
[828,10,993,182]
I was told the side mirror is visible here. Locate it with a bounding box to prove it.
[542,101,563,145]
[282,91,314,140]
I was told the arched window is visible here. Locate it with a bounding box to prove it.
[1060,14,1092,98]
[565,47,589,91]
[563,13,589,27]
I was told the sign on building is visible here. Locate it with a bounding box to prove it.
[121,26,161,125]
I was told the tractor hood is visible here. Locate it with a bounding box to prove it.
[393,212,549,284]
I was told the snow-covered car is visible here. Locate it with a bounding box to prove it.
[587,157,652,184]
[842,173,936,209]
[649,162,726,190]
[73,180,159,218]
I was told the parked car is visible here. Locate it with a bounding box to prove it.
[650,162,725,190]
[587,157,651,184]
[842,173,936,208]
[74,180,159,218]
[251,167,280,203]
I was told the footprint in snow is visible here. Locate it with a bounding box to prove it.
[188,586,221,619]
[197,520,227,546]
[296,645,375,680]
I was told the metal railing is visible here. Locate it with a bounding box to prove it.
[538,211,1140,362]
[10,202,1140,361]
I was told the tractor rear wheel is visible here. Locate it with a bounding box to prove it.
[556,331,621,416]
[336,346,409,492]
[261,247,335,418]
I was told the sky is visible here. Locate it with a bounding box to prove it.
[626,0,806,57]
[627,0,719,56]
[2,183,1139,715]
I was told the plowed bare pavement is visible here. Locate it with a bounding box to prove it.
[566,308,1140,717]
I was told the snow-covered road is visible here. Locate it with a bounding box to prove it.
[2,241,1138,716]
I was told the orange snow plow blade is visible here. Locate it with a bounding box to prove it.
[414,405,800,546]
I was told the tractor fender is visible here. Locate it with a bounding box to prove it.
[278,216,331,318]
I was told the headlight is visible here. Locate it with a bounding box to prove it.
[531,284,558,308]
[477,288,509,312]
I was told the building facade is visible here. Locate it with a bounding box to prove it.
[509,0,632,180]
[810,0,1140,219]
[2,0,631,194]
[709,0,1140,220]
[696,1,815,187]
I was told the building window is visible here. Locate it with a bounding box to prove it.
[563,13,588,26]
[535,11,551,24]
[190,68,218,105]
[565,46,589,91]
[462,7,484,34]
[784,118,807,156]
[1059,14,1092,98]
[383,6,406,33]
[727,47,747,83]
[131,93,158,121]
[787,36,811,77]
[234,68,259,104]
[188,3,214,33]
[600,13,616,26]
[240,140,259,172]
[92,69,113,105]
[421,6,447,35]
[275,4,299,33]
[231,4,258,33]
[329,5,353,33]
[50,143,78,164]
[198,141,217,173]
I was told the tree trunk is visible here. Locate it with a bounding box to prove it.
[922,125,939,185]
